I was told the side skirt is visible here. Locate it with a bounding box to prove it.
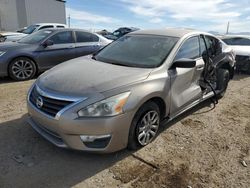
[166,91,214,122]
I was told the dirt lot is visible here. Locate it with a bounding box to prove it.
[0,75,249,188]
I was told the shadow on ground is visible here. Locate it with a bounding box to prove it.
[0,74,40,84]
[0,115,130,188]
[0,99,215,188]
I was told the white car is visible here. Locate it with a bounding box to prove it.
[221,35,250,74]
[0,23,67,42]
[0,31,26,42]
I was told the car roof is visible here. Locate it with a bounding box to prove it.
[42,28,95,33]
[129,28,202,38]
[36,23,66,26]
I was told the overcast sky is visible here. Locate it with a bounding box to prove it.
[66,0,250,33]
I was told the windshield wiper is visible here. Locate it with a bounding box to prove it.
[95,56,143,68]
[107,61,138,67]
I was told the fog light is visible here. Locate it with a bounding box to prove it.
[80,134,111,142]
[80,134,112,149]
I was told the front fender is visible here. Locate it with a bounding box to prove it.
[102,73,171,118]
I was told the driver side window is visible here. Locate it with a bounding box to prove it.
[174,36,200,60]
[49,31,74,44]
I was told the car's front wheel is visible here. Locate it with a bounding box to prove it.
[9,57,36,81]
[128,101,160,150]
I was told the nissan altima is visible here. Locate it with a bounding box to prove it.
[27,29,235,153]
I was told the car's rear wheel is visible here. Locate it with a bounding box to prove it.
[128,101,160,150]
[9,57,36,81]
[216,69,230,99]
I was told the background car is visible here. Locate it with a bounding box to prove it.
[0,31,27,42]
[96,29,112,36]
[104,27,139,40]
[0,23,67,42]
[0,28,111,80]
[26,29,235,153]
[220,35,250,74]
[20,23,67,35]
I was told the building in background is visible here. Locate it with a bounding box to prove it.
[0,0,66,31]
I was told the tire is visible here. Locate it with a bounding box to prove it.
[128,101,161,150]
[9,57,36,81]
[247,63,250,75]
[216,69,230,99]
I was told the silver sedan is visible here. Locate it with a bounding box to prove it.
[27,28,235,153]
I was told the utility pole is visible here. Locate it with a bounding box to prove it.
[68,14,71,28]
[226,21,230,34]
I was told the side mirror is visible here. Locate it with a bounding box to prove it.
[42,40,54,48]
[172,58,196,68]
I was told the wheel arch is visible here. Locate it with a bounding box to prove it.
[134,96,167,120]
[218,61,234,79]
[8,55,38,76]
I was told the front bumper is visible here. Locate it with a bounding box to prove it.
[0,59,8,77]
[27,100,134,153]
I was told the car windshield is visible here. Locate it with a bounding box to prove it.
[18,30,53,44]
[21,25,39,34]
[113,31,122,37]
[222,37,250,46]
[95,35,179,68]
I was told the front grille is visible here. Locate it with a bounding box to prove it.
[29,86,73,117]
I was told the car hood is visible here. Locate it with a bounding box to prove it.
[229,45,250,56]
[0,41,30,50]
[0,31,26,36]
[37,56,152,96]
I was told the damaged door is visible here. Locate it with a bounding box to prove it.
[169,35,205,116]
[199,34,224,93]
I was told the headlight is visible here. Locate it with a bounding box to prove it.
[78,92,130,117]
[0,51,6,56]
[0,36,6,42]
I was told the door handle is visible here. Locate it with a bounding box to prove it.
[67,45,75,49]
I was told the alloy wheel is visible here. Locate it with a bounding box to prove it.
[137,110,160,146]
[11,59,34,80]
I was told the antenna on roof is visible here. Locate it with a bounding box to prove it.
[68,14,71,28]
[226,21,230,34]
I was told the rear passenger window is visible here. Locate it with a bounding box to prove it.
[56,26,65,28]
[75,31,99,42]
[223,37,250,46]
[175,36,200,60]
[204,36,222,57]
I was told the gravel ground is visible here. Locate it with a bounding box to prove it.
[0,74,249,188]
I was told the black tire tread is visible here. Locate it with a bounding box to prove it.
[127,101,160,150]
[216,69,230,99]
[8,57,36,81]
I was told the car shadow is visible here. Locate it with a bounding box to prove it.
[0,99,215,187]
[0,77,16,84]
[0,74,41,84]
[0,114,131,188]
